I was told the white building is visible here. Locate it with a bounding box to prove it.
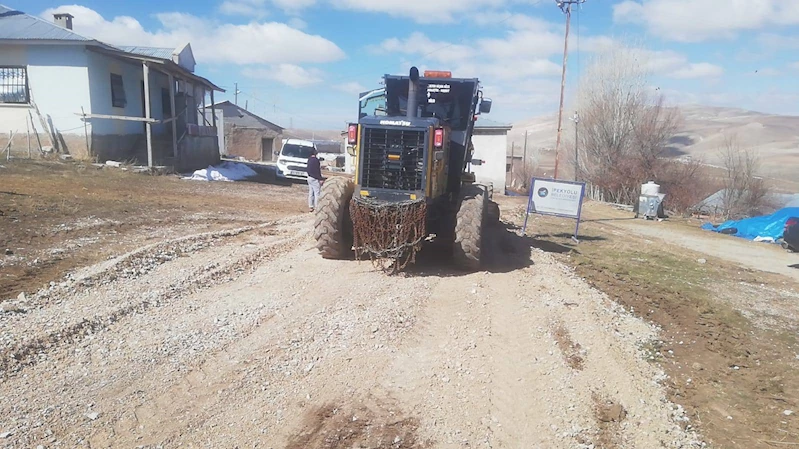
[0,6,223,170]
[471,118,512,195]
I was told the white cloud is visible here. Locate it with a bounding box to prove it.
[272,0,317,12]
[335,0,527,23]
[613,0,799,42]
[287,17,308,29]
[255,0,546,23]
[583,42,724,80]
[336,82,368,94]
[374,32,475,64]
[757,33,799,50]
[751,67,783,77]
[668,62,724,79]
[373,17,723,118]
[242,64,324,87]
[219,0,267,16]
[790,62,799,71]
[373,15,566,80]
[42,5,345,65]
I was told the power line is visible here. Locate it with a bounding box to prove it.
[223,3,550,131]
[236,90,331,131]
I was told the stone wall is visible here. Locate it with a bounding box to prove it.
[225,125,281,162]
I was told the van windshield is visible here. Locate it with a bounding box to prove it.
[282,144,315,158]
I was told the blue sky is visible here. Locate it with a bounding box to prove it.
[10,0,799,129]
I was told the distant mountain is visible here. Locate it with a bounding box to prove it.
[510,105,799,183]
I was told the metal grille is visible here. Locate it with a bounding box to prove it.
[361,127,425,191]
[0,67,29,104]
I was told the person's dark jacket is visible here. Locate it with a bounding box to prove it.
[306,156,323,181]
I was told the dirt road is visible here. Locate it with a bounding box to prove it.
[0,212,701,448]
[580,202,799,282]
[611,218,799,282]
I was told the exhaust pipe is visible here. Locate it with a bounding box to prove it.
[407,66,420,118]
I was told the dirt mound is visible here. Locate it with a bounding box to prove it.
[287,402,425,449]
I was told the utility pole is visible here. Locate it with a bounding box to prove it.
[523,131,528,165]
[553,0,586,180]
[570,111,579,181]
[234,82,239,105]
[510,142,515,186]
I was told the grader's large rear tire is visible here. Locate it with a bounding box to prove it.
[486,200,500,224]
[314,176,355,259]
[453,184,486,271]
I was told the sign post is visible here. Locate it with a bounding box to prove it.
[521,177,586,242]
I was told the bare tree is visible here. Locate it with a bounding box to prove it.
[512,157,540,191]
[575,41,682,205]
[659,158,718,216]
[718,136,770,219]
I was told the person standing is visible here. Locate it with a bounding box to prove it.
[306,149,324,212]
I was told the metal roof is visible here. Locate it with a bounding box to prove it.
[117,46,176,60]
[88,46,224,92]
[210,101,283,129]
[0,4,93,42]
[474,118,512,130]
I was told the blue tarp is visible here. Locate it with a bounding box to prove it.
[701,207,799,241]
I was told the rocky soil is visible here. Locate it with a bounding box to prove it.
[0,213,703,448]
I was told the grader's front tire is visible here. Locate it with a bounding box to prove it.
[314,176,355,259]
[453,185,486,271]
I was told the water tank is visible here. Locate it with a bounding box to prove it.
[641,181,660,196]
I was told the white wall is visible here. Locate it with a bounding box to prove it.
[343,135,356,174]
[471,130,509,194]
[0,44,91,139]
[87,50,171,137]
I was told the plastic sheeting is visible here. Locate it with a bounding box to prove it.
[185,161,258,182]
[701,207,799,241]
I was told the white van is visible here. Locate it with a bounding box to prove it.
[276,139,317,180]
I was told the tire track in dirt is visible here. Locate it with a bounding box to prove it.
[526,251,701,448]
[481,269,579,448]
[79,240,434,447]
[0,219,309,378]
[1,221,318,447]
[386,271,495,448]
[0,217,704,449]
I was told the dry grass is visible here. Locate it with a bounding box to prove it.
[501,198,799,448]
[0,159,307,300]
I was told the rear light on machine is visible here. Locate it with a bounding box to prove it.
[434,128,444,148]
[786,218,798,231]
[347,123,357,144]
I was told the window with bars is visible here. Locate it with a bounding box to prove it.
[110,73,126,108]
[0,67,30,104]
[161,88,171,117]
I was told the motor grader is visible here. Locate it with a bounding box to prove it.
[313,67,498,272]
